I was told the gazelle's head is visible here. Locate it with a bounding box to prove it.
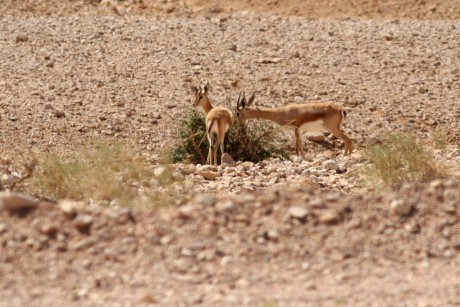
[190,82,210,108]
[235,91,255,122]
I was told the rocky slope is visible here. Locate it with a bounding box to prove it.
[1,2,460,306]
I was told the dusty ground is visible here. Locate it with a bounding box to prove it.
[1,1,460,306]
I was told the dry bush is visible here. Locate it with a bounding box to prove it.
[27,141,154,204]
[170,97,290,164]
[363,132,444,189]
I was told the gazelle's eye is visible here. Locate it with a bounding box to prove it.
[199,95,202,100]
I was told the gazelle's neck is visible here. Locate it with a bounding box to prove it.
[200,97,214,114]
[245,107,286,124]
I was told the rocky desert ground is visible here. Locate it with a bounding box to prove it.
[1,1,460,306]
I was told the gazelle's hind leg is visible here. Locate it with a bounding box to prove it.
[206,145,213,165]
[212,142,219,166]
[214,130,226,166]
[324,115,353,155]
[206,133,214,165]
[294,127,305,157]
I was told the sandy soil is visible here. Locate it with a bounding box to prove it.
[1,1,460,306]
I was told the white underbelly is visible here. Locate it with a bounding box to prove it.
[299,119,325,133]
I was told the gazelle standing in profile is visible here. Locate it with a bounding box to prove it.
[191,82,232,165]
[236,92,353,157]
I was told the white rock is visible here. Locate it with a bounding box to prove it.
[390,199,412,216]
[288,207,309,220]
[323,160,339,171]
[58,200,81,217]
[154,166,172,182]
[215,200,235,212]
[73,214,94,231]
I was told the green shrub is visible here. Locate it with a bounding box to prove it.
[170,106,290,164]
[363,131,443,189]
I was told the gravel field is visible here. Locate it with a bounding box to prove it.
[1,1,460,306]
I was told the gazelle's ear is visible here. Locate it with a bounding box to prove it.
[241,91,247,108]
[203,82,210,93]
[190,85,198,93]
[247,93,255,106]
[236,92,242,109]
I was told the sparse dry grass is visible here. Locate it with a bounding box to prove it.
[430,128,448,150]
[27,141,159,206]
[363,132,444,189]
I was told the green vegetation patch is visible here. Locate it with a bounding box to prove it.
[170,108,290,164]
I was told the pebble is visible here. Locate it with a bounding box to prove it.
[73,214,94,231]
[0,223,7,234]
[197,170,219,180]
[59,200,80,218]
[195,194,216,206]
[319,210,340,224]
[390,199,412,216]
[154,166,173,182]
[323,160,339,171]
[0,192,38,212]
[221,153,235,165]
[288,207,309,220]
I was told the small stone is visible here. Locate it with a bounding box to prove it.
[242,161,254,169]
[197,170,219,180]
[54,110,65,118]
[180,164,196,175]
[172,172,185,182]
[429,179,444,190]
[220,255,232,266]
[160,235,174,245]
[195,194,215,206]
[73,214,94,231]
[266,230,279,241]
[0,192,38,212]
[319,210,339,224]
[41,224,58,236]
[390,199,412,216]
[288,207,309,220]
[443,203,456,214]
[306,132,326,142]
[58,200,80,218]
[235,278,250,288]
[323,160,339,171]
[215,200,235,213]
[221,153,235,165]
[154,166,173,182]
[178,205,195,219]
[15,35,28,43]
[418,86,427,94]
[0,223,7,234]
[257,57,282,64]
